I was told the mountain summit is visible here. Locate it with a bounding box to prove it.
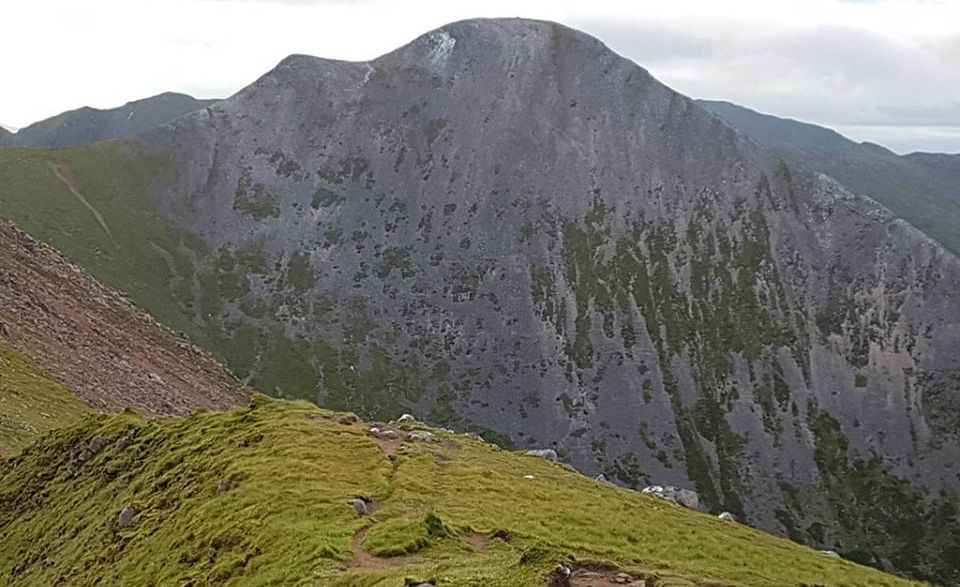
[1,18,958,583]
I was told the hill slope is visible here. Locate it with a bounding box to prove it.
[0,218,248,425]
[0,344,88,457]
[1,18,959,583]
[0,93,214,148]
[0,396,928,587]
[699,100,960,254]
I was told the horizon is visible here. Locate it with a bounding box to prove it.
[2,1,959,154]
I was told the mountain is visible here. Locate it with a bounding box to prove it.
[699,100,960,254]
[0,123,16,133]
[0,92,214,148]
[1,18,959,583]
[0,395,927,587]
[0,219,249,455]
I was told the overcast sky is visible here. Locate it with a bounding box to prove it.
[3,0,959,153]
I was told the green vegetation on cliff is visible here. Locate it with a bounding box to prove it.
[0,396,927,587]
[0,344,88,457]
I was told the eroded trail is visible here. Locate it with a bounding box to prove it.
[47,162,112,237]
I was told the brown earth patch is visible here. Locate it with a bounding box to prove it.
[464,532,491,550]
[340,524,411,571]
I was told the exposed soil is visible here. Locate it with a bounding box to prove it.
[372,432,404,457]
[547,562,737,587]
[547,562,656,587]
[341,523,412,571]
[0,220,249,416]
[464,532,491,550]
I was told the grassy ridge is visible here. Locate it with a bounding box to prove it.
[0,343,88,457]
[0,396,926,586]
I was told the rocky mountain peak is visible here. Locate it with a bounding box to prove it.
[3,19,959,583]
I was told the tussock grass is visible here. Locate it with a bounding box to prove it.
[0,396,930,586]
[0,343,88,456]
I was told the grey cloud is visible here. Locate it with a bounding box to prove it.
[573,17,960,151]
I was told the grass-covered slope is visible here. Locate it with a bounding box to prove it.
[0,143,200,338]
[0,344,88,457]
[0,396,926,587]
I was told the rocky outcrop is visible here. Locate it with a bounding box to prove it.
[641,486,700,510]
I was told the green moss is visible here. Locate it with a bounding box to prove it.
[234,183,280,219]
[807,405,960,584]
[0,397,925,587]
[361,516,433,557]
[312,187,344,209]
[0,344,89,457]
[375,247,414,279]
[285,252,314,293]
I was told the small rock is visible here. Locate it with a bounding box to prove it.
[88,436,110,454]
[217,479,231,494]
[820,550,842,558]
[369,427,401,440]
[397,413,417,423]
[595,474,612,484]
[524,448,559,462]
[440,427,455,434]
[676,488,700,510]
[346,498,368,515]
[718,511,737,522]
[614,573,632,584]
[404,581,435,587]
[524,474,536,480]
[117,505,136,528]
[407,431,438,443]
[465,433,484,442]
[641,485,700,510]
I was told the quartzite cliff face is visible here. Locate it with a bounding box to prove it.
[6,19,960,581]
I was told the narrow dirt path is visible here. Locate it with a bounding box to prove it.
[47,162,113,237]
[342,524,416,571]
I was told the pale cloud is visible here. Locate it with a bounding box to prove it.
[2,0,958,152]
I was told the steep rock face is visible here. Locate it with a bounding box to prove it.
[700,100,960,255]
[11,19,957,580]
[0,92,214,148]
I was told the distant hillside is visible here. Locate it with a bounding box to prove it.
[0,395,928,587]
[0,218,248,450]
[0,93,214,148]
[700,100,960,254]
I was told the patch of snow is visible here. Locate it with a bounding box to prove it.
[0,123,18,133]
[426,30,456,70]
